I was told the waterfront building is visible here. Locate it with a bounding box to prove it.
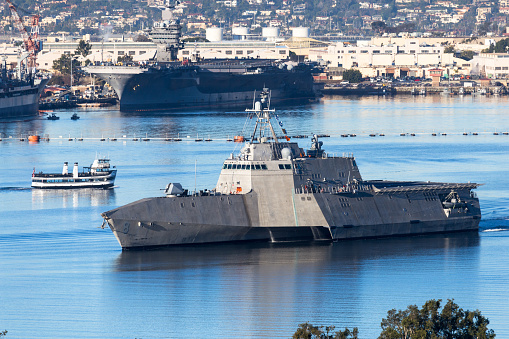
[471,53,509,78]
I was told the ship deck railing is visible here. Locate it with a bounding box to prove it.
[33,171,115,178]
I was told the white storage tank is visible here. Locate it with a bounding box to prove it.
[262,27,279,41]
[292,27,310,38]
[233,26,249,40]
[206,27,223,42]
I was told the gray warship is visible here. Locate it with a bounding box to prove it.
[85,1,317,112]
[101,89,482,249]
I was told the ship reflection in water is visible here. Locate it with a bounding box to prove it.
[31,188,116,209]
[111,233,481,337]
[114,232,480,272]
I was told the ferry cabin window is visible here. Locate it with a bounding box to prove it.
[227,164,232,169]
[255,164,261,170]
[241,164,246,169]
[284,164,291,169]
[226,50,233,55]
[246,165,251,170]
[223,164,227,169]
[261,164,268,170]
[278,164,284,169]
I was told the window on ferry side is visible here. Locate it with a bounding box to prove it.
[223,164,227,169]
[246,165,251,170]
[284,164,292,169]
[278,164,284,170]
[255,164,261,170]
[261,164,268,170]
[227,164,232,169]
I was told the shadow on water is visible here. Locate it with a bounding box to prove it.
[114,232,480,273]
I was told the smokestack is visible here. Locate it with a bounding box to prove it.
[73,162,79,178]
[62,162,68,175]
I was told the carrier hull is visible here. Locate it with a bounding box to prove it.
[87,63,317,111]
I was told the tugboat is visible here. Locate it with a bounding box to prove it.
[32,158,116,189]
[101,89,481,249]
[46,113,59,120]
[71,113,80,120]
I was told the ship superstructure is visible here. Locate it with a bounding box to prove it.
[101,89,481,249]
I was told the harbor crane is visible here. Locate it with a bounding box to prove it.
[4,0,41,73]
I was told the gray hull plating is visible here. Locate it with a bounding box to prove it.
[87,64,316,111]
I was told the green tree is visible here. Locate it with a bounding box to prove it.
[444,45,455,53]
[75,40,92,57]
[293,322,359,339]
[371,21,386,33]
[484,38,509,53]
[52,54,81,75]
[342,69,362,83]
[378,299,496,339]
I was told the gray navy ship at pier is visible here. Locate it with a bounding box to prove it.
[86,0,317,112]
[101,89,482,249]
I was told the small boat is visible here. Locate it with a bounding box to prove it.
[71,113,80,120]
[47,113,59,120]
[31,158,117,189]
[233,135,244,143]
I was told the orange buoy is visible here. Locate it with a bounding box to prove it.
[28,135,40,142]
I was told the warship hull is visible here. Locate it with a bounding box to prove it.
[103,180,481,249]
[0,78,49,118]
[87,63,316,111]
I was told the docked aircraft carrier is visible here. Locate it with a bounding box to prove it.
[101,89,482,249]
[86,1,318,112]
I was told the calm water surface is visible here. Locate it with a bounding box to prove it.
[1,95,509,338]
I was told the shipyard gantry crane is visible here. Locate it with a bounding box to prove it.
[4,0,40,71]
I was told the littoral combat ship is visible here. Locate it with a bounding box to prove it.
[86,0,317,112]
[101,89,482,249]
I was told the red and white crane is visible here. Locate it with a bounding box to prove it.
[4,0,40,70]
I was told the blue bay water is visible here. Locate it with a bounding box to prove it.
[0,95,508,338]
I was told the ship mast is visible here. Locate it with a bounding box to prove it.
[246,89,279,143]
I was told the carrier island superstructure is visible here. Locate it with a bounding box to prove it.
[101,90,482,249]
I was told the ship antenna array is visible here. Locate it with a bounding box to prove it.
[246,89,278,143]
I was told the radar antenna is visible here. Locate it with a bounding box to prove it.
[246,89,279,143]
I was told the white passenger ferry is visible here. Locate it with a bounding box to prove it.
[32,159,117,189]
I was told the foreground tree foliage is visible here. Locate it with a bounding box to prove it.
[293,299,495,339]
[378,299,495,339]
[293,322,358,339]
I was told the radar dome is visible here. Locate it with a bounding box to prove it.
[281,148,292,159]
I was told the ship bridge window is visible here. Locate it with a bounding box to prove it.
[232,164,238,169]
[227,164,232,169]
[223,164,227,169]
[261,164,268,170]
[246,165,251,170]
[254,164,261,170]
[241,164,246,169]
[285,164,292,169]
[278,164,292,170]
